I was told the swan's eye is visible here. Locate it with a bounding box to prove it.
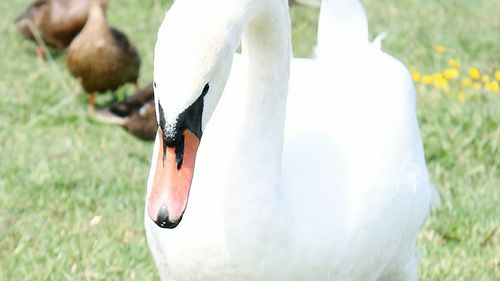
[153,82,157,88]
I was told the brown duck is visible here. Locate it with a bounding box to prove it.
[66,0,141,109]
[94,83,157,141]
[15,0,90,61]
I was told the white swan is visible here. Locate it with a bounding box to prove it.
[145,0,433,280]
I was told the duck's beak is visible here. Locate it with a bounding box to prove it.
[147,127,200,228]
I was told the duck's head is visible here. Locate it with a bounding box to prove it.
[15,0,49,38]
[148,0,245,228]
[86,0,109,23]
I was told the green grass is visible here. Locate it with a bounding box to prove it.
[0,0,498,280]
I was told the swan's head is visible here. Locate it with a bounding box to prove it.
[148,1,243,228]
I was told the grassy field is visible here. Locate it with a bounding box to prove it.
[0,0,498,280]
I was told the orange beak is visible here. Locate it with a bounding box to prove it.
[147,128,200,228]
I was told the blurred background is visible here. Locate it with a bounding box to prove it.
[0,0,498,280]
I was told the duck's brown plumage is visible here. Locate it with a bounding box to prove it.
[121,101,157,141]
[15,0,90,50]
[110,83,155,117]
[66,0,140,94]
[94,83,157,141]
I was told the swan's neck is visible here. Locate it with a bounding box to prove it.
[230,1,291,188]
[214,1,292,251]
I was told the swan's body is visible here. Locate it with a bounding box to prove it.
[145,0,433,280]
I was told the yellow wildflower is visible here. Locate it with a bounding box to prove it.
[411,69,421,82]
[482,75,490,83]
[448,59,460,68]
[469,67,480,80]
[461,78,472,88]
[473,82,481,91]
[495,70,500,81]
[433,44,446,53]
[490,81,499,92]
[432,72,442,80]
[433,73,448,89]
[421,75,432,85]
[457,92,466,103]
[443,68,460,80]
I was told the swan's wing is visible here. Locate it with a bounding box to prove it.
[316,0,369,59]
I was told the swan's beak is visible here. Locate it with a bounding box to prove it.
[147,128,200,228]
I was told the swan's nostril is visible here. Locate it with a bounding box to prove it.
[154,205,182,229]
